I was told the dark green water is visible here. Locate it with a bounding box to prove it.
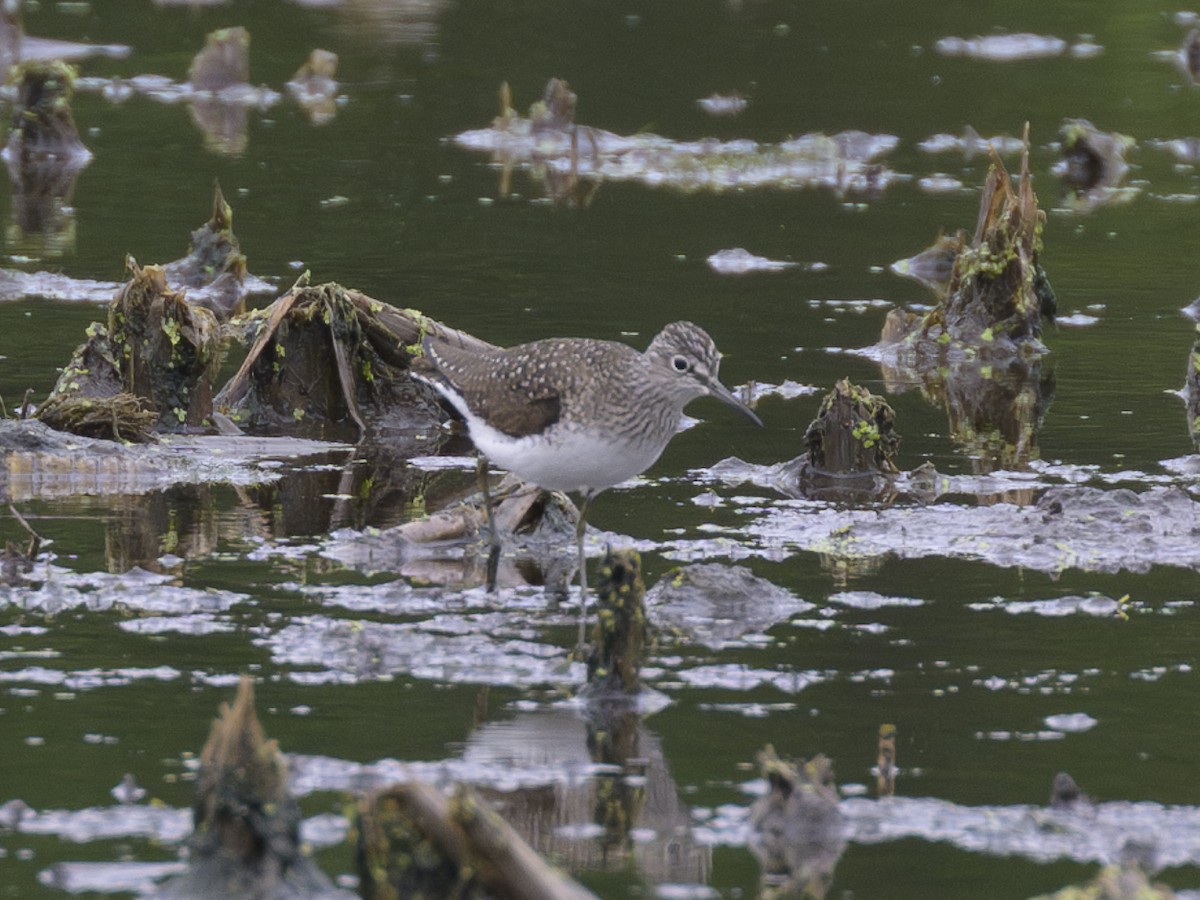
[2,1,1200,897]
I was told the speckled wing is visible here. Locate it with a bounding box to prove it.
[421,339,562,438]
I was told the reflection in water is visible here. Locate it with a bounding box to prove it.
[456,78,900,204]
[465,708,711,888]
[22,778,1200,895]
[187,27,263,156]
[105,485,221,573]
[239,442,444,536]
[3,61,92,258]
[749,749,844,899]
[325,0,448,51]
[286,49,340,126]
[1054,118,1139,212]
[880,140,1055,482]
[188,98,251,157]
[881,354,1055,480]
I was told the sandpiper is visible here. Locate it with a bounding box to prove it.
[415,321,761,633]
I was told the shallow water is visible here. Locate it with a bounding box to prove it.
[2,1,1200,897]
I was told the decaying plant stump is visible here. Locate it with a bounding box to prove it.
[1058,118,1133,195]
[581,548,646,698]
[4,59,92,257]
[881,127,1055,472]
[884,126,1053,353]
[214,280,466,438]
[33,183,265,441]
[749,746,845,900]
[162,183,251,319]
[187,26,254,156]
[287,49,339,125]
[804,379,899,476]
[763,379,901,503]
[109,260,222,428]
[155,676,342,899]
[5,59,90,163]
[355,780,596,900]
[37,261,219,440]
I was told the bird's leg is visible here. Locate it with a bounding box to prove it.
[575,490,593,653]
[476,454,500,592]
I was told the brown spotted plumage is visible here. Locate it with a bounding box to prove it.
[415,321,760,494]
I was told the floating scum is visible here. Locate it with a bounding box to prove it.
[453,77,901,204]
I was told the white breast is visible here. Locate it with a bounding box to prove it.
[469,416,669,494]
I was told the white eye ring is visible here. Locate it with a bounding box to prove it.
[671,355,690,372]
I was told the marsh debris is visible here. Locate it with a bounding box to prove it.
[162,183,257,318]
[1185,323,1200,451]
[70,26,282,156]
[0,2,128,72]
[1056,118,1136,208]
[707,248,800,275]
[883,131,1051,354]
[934,33,1068,61]
[188,26,256,156]
[728,483,1200,575]
[215,281,447,440]
[154,676,346,899]
[0,181,269,304]
[355,785,488,900]
[875,725,896,798]
[108,260,221,432]
[0,2,18,73]
[1149,136,1200,164]
[881,131,1054,472]
[581,548,646,698]
[453,708,707,885]
[323,474,580,591]
[3,59,91,258]
[36,390,159,443]
[189,26,249,91]
[355,780,596,900]
[5,60,90,164]
[749,746,845,900]
[645,563,813,650]
[1031,862,1175,900]
[1050,772,1092,810]
[455,78,899,200]
[795,379,899,499]
[286,49,339,125]
[1,504,42,586]
[0,416,344,505]
[696,91,748,118]
[37,259,222,438]
[711,381,902,504]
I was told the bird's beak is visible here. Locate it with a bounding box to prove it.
[707,379,763,427]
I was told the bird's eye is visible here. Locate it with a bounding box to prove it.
[671,355,690,372]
